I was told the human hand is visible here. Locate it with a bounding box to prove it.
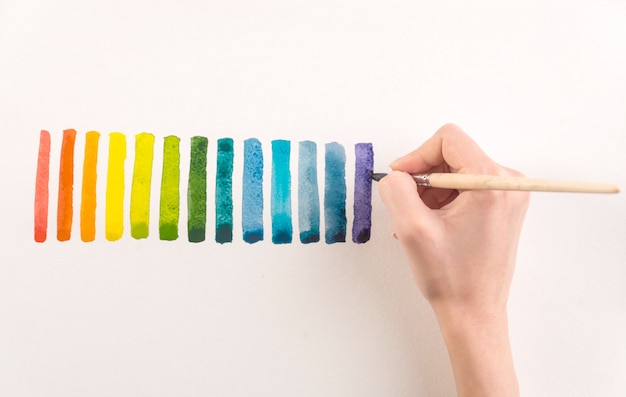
[378,123,529,319]
[378,124,529,397]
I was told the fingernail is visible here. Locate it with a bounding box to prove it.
[389,158,401,170]
[389,153,409,170]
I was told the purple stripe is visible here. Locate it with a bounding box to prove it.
[352,143,373,243]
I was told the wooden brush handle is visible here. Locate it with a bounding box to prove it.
[426,173,620,193]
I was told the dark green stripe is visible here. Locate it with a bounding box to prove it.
[188,136,208,242]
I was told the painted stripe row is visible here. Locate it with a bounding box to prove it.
[34,130,374,244]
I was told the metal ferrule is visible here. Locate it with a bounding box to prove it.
[412,173,431,187]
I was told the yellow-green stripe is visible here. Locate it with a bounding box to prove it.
[159,135,180,240]
[130,133,155,239]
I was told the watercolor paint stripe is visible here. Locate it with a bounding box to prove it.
[242,138,264,244]
[324,142,347,244]
[188,136,208,242]
[57,129,76,241]
[271,140,292,244]
[352,143,373,244]
[159,136,180,241]
[106,133,126,241]
[34,130,51,243]
[130,133,155,239]
[80,131,100,242]
[298,141,320,244]
[215,138,234,244]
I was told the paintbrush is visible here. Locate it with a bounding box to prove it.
[370,172,620,194]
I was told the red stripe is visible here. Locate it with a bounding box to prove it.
[34,130,51,242]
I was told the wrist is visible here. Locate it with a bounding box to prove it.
[433,304,519,397]
[432,300,509,330]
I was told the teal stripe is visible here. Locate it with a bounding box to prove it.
[271,140,292,244]
[215,138,234,243]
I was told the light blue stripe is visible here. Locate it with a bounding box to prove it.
[298,141,320,243]
[242,138,264,243]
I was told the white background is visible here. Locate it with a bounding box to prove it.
[1,1,625,396]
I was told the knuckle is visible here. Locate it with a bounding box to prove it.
[396,220,428,246]
[438,123,463,136]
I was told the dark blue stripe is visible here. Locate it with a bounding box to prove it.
[324,142,346,244]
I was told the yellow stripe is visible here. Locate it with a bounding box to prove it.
[130,133,155,239]
[106,133,126,241]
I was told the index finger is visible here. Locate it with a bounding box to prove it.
[390,124,498,175]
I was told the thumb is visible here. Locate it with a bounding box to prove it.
[378,171,439,243]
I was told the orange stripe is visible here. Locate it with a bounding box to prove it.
[34,130,51,242]
[80,131,100,242]
[57,129,76,241]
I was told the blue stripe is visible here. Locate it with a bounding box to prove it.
[324,142,346,244]
[298,141,320,243]
[242,138,264,243]
[271,140,292,244]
